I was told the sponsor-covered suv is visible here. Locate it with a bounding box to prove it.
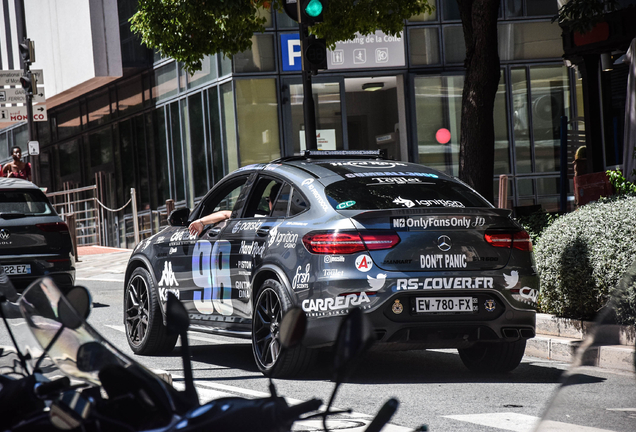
[124,151,538,375]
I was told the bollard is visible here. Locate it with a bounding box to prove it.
[166,199,175,217]
[498,174,509,209]
[131,188,140,247]
[66,213,78,260]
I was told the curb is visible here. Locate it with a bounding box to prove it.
[532,314,635,372]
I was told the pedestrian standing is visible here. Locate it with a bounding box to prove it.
[2,146,32,181]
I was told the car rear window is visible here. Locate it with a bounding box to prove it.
[0,190,54,216]
[324,177,491,210]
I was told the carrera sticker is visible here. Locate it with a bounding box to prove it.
[192,240,233,315]
[367,273,387,291]
[324,255,345,263]
[239,241,265,257]
[519,287,539,303]
[355,255,373,272]
[420,254,467,269]
[232,220,263,234]
[336,200,356,209]
[345,171,439,179]
[391,216,486,230]
[393,197,415,208]
[158,262,179,287]
[292,264,311,290]
[395,277,494,291]
[302,292,371,313]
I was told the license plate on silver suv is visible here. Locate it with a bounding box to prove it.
[3,264,31,275]
[415,297,476,313]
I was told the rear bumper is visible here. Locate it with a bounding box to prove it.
[303,290,536,350]
[1,254,75,292]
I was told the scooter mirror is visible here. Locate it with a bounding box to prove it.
[279,307,307,349]
[58,286,92,330]
[166,291,190,336]
[332,307,374,383]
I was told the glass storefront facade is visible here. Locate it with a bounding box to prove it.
[0,1,580,247]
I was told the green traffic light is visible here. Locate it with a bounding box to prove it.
[305,0,323,17]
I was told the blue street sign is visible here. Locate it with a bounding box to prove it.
[281,33,302,71]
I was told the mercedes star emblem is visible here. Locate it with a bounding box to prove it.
[437,235,451,251]
[0,229,10,240]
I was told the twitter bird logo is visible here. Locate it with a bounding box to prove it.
[367,273,387,291]
[503,270,519,289]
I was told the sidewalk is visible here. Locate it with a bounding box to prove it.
[74,246,635,372]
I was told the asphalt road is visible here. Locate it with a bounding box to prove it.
[3,279,635,431]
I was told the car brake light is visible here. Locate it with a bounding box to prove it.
[484,230,533,251]
[302,231,400,254]
[36,222,69,233]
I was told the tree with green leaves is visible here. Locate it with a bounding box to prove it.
[131,0,501,203]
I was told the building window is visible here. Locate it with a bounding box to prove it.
[504,0,557,18]
[88,127,113,168]
[414,72,509,177]
[235,78,281,165]
[498,21,563,60]
[58,139,81,179]
[409,27,441,65]
[443,26,465,64]
[408,0,437,22]
[207,87,225,184]
[118,78,144,116]
[87,91,113,129]
[153,107,171,205]
[169,101,186,202]
[188,93,210,198]
[154,63,178,103]
[234,34,276,73]
[221,83,239,171]
[56,103,82,141]
[188,55,217,89]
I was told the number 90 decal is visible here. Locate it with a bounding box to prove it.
[192,240,233,315]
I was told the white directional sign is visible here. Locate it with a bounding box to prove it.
[0,87,45,104]
[0,105,47,122]
[0,69,44,86]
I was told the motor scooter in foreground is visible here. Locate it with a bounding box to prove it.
[0,272,405,431]
[534,260,636,432]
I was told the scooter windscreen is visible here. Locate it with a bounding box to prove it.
[17,277,135,385]
[535,260,636,431]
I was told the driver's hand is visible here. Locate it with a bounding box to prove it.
[188,220,204,237]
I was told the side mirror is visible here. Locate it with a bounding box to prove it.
[279,307,307,349]
[59,286,92,330]
[333,307,374,383]
[168,208,191,227]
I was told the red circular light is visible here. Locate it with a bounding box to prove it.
[436,128,451,144]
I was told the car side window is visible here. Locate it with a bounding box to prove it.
[270,183,291,218]
[244,178,284,218]
[199,178,247,219]
[289,187,308,216]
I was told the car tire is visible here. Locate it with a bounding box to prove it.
[458,339,526,373]
[251,279,314,377]
[124,267,178,355]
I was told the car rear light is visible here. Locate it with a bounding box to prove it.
[484,230,533,251]
[512,230,533,251]
[36,222,69,233]
[302,231,400,254]
[359,232,401,250]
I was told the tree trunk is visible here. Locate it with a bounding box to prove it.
[457,0,501,204]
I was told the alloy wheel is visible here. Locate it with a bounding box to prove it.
[253,287,283,369]
[126,274,150,347]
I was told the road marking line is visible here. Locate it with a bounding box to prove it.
[104,325,241,345]
[444,413,539,431]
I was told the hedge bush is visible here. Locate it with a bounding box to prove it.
[517,210,559,245]
[534,194,636,321]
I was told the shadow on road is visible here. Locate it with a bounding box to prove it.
[178,342,568,385]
